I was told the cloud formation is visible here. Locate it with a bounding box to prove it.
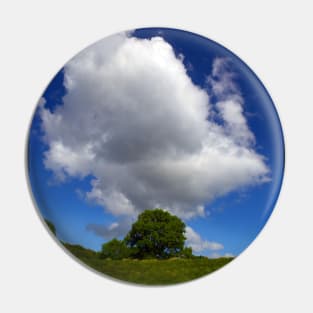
[86,218,133,240]
[185,226,223,253]
[208,252,235,259]
[207,57,255,146]
[39,32,270,221]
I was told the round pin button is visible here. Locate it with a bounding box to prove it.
[27,27,284,285]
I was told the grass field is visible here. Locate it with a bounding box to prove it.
[64,243,234,285]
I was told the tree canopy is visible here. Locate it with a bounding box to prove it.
[125,209,186,259]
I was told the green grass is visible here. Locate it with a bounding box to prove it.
[64,243,234,285]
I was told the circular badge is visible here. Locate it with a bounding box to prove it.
[27,28,284,285]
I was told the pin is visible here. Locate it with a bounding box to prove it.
[27,28,284,285]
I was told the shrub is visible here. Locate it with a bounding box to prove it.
[100,238,131,260]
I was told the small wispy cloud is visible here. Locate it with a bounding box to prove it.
[86,218,134,239]
[208,252,235,259]
[185,226,223,253]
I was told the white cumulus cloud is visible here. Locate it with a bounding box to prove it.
[185,226,223,253]
[39,32,270,220]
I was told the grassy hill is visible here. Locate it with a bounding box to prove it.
[64,242,233,285]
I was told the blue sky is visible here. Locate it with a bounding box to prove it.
[28,28,284,257]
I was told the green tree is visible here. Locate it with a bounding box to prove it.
[125,209,186,259]
[100,238,131,260]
